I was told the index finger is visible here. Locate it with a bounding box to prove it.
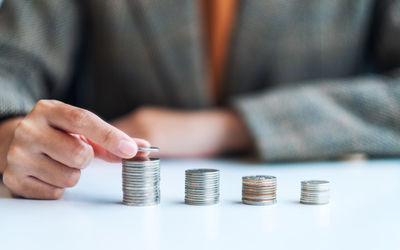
[43,101,138,159]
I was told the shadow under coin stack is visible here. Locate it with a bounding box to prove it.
[122,147,160,206]
[300,180,330,205]
[185,169,220,205]
[242,175,277,205]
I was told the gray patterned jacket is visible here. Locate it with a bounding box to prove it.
[0,0,399,162]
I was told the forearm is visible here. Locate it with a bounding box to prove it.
[111,107,254,158]
[0,117,22,173]
[208,109,253,154]
[233,75,400,161]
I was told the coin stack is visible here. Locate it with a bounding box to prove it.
[300,180,330,205]
[185,169,220,205]
[122,147,160,206]
[242,175,277,205]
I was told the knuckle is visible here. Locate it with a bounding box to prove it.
[68,108,90,127]
[6,145,21,166]
[35,100,47,109]
[34,99,53,112]
[13,120,33,140]
[63,169,81,187]
[2,169,18,190]
[48,188,65,200]
[102,128,117,145]
[71,142,93,168]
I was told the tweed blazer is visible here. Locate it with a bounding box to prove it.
[0,0,400,162]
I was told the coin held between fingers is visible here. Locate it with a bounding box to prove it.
[138,146,160,153]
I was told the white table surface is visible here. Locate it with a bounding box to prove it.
[1,158,400,250]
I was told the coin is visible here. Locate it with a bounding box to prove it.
[242,199,276,206]
[242,175,277,206]
[185,169,220,206]
[122,150,161,206]
[138,146,160,152]
[300,180,330,205]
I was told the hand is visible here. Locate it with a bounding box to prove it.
[1,100,150,199]
[112,107,253,158]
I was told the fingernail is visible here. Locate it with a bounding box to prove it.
[118,140,137,157]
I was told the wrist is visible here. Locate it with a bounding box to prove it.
[0,117,23,173]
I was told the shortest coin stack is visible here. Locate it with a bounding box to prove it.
[185,169,220,205]
[242,175,277,205]
[300,180,330,205]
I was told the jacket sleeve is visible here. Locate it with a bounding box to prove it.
[0,0,80,119]
[232,0,400,162]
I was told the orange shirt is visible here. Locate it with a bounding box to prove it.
[202,0,237,103]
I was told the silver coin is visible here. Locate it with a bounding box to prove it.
[123,160,160,165]
[122,182,160,186]
[185,182,219,185]
[185,200,219,204]
[123,193,160,198]
[242,199,276,206]
[122,176,160,181]
[185,176,220,179]
[185,189,219,193]
[123,201,160,205]
[185,168,220,206]
[186,169,219,174]
[185,187,219,190]
[185,191,220,196]
[123,194,160,198]
[123,174,160,178]
[300,200,329,205]
[185,196,219,201]
[123,201,160,206]
[185,183,219,187]
[301,186,330,190]
[123,166,159,170]
[301,193,328,196]
[185,179,220,183]
[137,146,160,152]
[123,187,160,190]
[123,197,160,202]
[123,164,159,167]
[123,185,160,189]
[300,196,330,199]
[122,156,160,206]
[186,173,219,179]
[301,199,330,204]
[302,180,329,185]
[123,157,160,164]
[123,198,159,202]
[300,180,330,205]
[184,201,219,206]
[243,175,276,181]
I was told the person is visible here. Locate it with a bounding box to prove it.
[0,0,399,199]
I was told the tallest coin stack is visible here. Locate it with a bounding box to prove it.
[122,147,160,206]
